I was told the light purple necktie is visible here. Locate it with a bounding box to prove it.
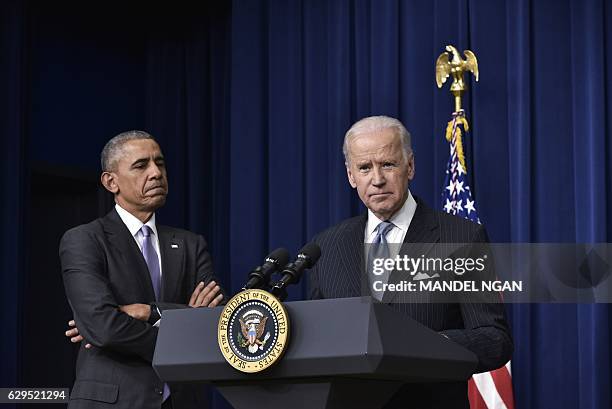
[140,225,161,300]
[368,221,395,301]
[139,225,170,402]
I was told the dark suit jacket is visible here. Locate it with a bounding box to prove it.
[308,197,513,409]
[60,209,221,409]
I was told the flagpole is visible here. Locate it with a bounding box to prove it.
[435,45,516,409]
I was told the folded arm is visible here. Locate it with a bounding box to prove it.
[60,227,158,362]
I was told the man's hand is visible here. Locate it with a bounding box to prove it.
[189,280,223,308]
[119,303,151,321]
[65,320,92,349]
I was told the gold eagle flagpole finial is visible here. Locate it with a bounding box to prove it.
[435,45,479,112]
[436,45,479,172]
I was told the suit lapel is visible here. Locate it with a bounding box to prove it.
[342,214,367,297]
[103,210,156,301]
[157,226,185,302]
[402,197,440,254]
[383,197,440,304]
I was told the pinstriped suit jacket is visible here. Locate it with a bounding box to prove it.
[308,197,513,408]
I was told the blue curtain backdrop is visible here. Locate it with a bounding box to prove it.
[0,0,26,393]
[2,0,612,408]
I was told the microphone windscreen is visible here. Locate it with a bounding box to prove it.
[298,242,321,267]
[268,247,290,267]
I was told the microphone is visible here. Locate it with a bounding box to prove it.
[242,248,290,290]
[270,242,321,299]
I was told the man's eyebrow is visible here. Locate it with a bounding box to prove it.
[130,157,149,167]
[154,155,165,161]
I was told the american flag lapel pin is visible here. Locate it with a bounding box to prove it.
[171,243,179,249]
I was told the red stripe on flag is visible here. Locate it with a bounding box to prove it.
[490,366,515,409]
[468,378,488,409]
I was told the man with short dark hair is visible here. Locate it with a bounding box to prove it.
[309,116,513,409]
[61,131,223,409]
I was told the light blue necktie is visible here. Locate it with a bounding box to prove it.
[367,221,395,301]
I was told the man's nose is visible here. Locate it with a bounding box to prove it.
[371,167,385,186]
[149,163,163,179]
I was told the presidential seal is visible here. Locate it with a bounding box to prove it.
[217,289,289,373]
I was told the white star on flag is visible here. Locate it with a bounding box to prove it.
[444,199,454,213]
[465,198,476,215]
[455,199,463,212]
[456,162,466,176]
[445,180,455,195]
[455,180,465,194]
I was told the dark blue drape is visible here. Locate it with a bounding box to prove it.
[145,6,232,289]
[0,0,26,391]
[3,1,612,408]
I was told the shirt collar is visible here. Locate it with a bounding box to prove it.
[366,189,417,237]
[115,203,158,238]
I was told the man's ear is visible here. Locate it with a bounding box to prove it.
[346,164,357,188]
[406,153,415,181]
[101,172,119,194]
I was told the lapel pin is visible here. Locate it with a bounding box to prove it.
[171,244,179,249]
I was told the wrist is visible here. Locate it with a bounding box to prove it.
[148,303,161,324]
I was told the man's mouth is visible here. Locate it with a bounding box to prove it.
[146,186,166,194]
[370,192,393,200]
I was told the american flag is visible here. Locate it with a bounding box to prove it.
[442,111,480,224]
[441,111,515,409]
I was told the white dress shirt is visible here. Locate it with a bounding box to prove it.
[365,189,417,250]
[115,203,163,278]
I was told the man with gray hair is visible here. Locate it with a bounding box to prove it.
[308,116,512,409]
[61,131,224,409]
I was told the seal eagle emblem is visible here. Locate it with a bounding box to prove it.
[217,289,289,373]
[239,310,270,353]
